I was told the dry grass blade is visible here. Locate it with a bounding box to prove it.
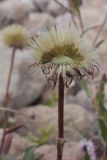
[54,0,77,28]
[95,39,105,48]
[80,25,100,37]
[77,10,84,32]
[93,13,107,45]
[0,107,31,119]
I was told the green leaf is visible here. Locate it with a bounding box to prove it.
[96,75,106,115]
[27,132,38,144]
[36,127,51,146]
[98,118,107,143]
[69,0,83,12]
[23,146,37,160]
[45,94,58,107]
[80,79,90,97]
[101,112,107,124]
[84,151,90,160]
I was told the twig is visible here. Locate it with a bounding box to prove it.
[0,48,16,154]
[0,107,31,118]
[77,10,84,32]
[54,0,78,28]
[6,125,28,134]
[80,25,99,37]
[93,13,107,45]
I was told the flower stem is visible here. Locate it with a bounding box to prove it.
[0,48,16,154]
[57,74,65,160]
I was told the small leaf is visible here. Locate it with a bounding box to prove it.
[69,0,83,12]
[84,151,90,160]
[23,146,36,160]
[37,127,51,146]
[80,79,90,97]
[46,94,58,107]
[98,118,107,143]
[27,132,38,144]
[99,111,107,124]
[96,74,106,116]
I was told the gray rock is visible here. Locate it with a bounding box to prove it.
[24,13,54,34]
[15,103,98,143]
[0,44,46,109]
[0,0,34,27]
[9,65,47,109]
[47,0,66,17]
[32,0,49,12]
[35,142,83,160]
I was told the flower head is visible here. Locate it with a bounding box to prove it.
[79,137,105,160]
[29,22,99,87]
[79,139,96,160]
[0,24,30,49]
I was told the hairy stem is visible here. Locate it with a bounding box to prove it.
[57,74,65,160]
[0,48,16,154]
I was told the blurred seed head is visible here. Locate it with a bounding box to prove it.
[0,24,30,49]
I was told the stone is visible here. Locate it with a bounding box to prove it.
[15,103,97,143]
[9,133,31,156]
[35,141,83,160]
[0,0,34,27]
[0,44,46,109]
[0,129,31,157]
[9,62,47,109]
[32,0,49,12]
[47,0,66,17]
[24,13,54,34]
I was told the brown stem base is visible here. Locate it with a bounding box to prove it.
[57,138,65,160]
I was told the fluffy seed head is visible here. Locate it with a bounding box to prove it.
[0,24,30,49]
[29,22,99,87]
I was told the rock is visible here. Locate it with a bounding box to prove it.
[0,0,34,27]
[9,62,47,109]
[47,0,66,17]
[0,45,24,102]
[0,44,46,108]
[9,134,31,156]
[35,141,83,160]
[0,129,31,157]
[15,103,98,143]
[32,0,49,12]
[81,5,106,29]
[24,13,54,34]
[84,0,107,6]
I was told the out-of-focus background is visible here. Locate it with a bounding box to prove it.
[0,0,107,160]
